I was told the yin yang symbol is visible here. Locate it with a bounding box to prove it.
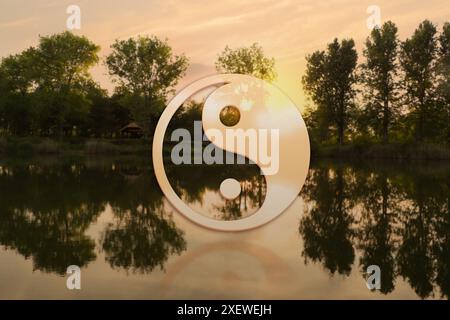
[153,74,310,231]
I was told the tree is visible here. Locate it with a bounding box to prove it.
[215,43,276,81]
[88,92,131,138]
[33,32,100,93]
[32,32,100,137]
[0,32,100,137]
[437,22,450,144]
[302,39,358,145]
[400,20,441,142]
[361,21,399,143]
[0,51,36,135]
[106,36,188,134]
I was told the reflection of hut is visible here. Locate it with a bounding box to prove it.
[120,122,144,138]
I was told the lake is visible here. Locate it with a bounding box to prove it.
[0,156,449,299]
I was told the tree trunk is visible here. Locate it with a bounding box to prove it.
[337,98,345,145]
[338,124,344,145]
[417,93,425,142]
[383,99,389,144]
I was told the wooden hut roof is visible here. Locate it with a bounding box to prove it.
[120,122,143,132]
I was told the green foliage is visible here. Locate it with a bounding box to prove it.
[400,20,442,142]
[107,36,188,99]
[0,32,188,139]
[88,93,130,138]
[106,36,188,134]
[1,23,450,150]
[33,32,100,91]
[360,21,399,143]
[302,38,358,145]
[170,100,203,129]
[437,23,450,144]
[0,32,101,137]
[215,43,276,81]
[305,20,450,148]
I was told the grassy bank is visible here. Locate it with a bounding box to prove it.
[313,142,450,161]
[0,137,151,156]
[2,137,450,161]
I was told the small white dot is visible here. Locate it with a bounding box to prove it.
[220,178,241,200]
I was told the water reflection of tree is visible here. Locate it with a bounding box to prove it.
[0,164,102,274]
[299,166,355,276]
[101,169,186,274]
[300,161,450,298]
[0,159,186,275]
[101,205,186,274]
[355,171,400,294]
[434,181,450,298]
[396,173,449,298]
[0,206,97,275]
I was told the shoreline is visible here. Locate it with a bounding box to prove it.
[2,137,450,161]
[0,137,151,156]
[312,142,450,161]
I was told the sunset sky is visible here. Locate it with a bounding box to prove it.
[1,0,450,109]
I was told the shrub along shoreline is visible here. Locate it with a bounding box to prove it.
[0,137,151,156]
[312,142,450,161]
[1,137,450,161]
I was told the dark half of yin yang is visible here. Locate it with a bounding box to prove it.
[162,97,267,221]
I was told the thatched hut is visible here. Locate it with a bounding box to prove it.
[120,122,144,138]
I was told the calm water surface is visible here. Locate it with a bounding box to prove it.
[0,156,449,299]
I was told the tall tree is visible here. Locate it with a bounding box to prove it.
[106,36,188,133]
[361,21,399,143]
[437,22,450,144]
[17,32,100,137]
[302,39,358,145]
[400,20,439,141]
[215,43,276,81]
[33,32,100,93]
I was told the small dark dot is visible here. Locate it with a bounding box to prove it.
[219,105,241,127]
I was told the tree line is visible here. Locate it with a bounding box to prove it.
[0,32,191,138]
[1,19,449,145]
[303,20,450,146]
[0,32,270,138]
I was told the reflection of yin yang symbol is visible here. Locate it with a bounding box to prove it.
[153,74,310,231]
